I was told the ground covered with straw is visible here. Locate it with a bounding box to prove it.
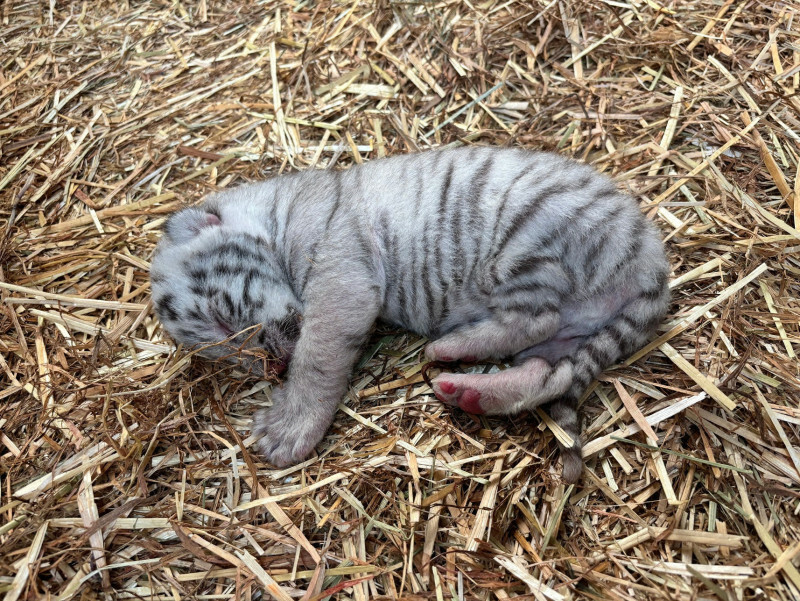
[1,0,799,599]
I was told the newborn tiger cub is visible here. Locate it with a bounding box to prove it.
[150,147,669,482]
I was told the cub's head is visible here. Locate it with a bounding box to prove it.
[150,204,302,376]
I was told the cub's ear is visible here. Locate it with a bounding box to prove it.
[164,207,221,243]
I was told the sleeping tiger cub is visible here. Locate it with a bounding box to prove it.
[150,146,670,482]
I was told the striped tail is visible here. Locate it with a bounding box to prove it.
[546,278,670,483]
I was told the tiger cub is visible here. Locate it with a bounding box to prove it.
[150,147,670,482]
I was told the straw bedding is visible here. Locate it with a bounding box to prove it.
[1,0,799,599]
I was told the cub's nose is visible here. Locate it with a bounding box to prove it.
[269,359,288,376]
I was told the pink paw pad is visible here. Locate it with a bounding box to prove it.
[458,389,484,414]
[438,381,456,394]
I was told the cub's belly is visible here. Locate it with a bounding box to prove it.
[380,281,493,338]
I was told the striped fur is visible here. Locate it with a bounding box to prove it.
[150,147,670,481]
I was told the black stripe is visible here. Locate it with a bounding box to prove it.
[526,179,595,258]
[540,357,570,391]
[604,324,626,347]
[242,270,255,305]
[397,279,410,325]
[187,307,204,322]
[177,327,195,340]
[212,262,236,277]
[593,234,645,289]
[347,227,376,277]
[421,229,436,326]
[470,156,493,228]
[589,220,646,283]
[583,215,625,282]
[451,192,463,286]
[567,198,595,226]
[268,189,279,240]
[299,242,319,295]
[409,239,419,319]
[189,268,208,283]
[562,260,578,295]
[507,255,560,279]
[495,183,565,255]
[466,156,494,280]
[445,169,463,259]
[380,213,394,283]
[573,369,592,388]
[157,294,179,321]
[353,227,373,260]
[593,184,621,201]
[574,172,593,190]
[282,191,297,252]
[656,269,669,290]
[200,239,266,263]
[414,162,423,212]
[437,159,456,295]
[310,361,326,377]
[537,229,560,251]
[324,171,343,229]
[501,281,550,296]
[356,250,377,273]
[221,291,235,316]
[489,168,529,252]
[299,266,312,295]
[500,301,558,315]
[586,342,609,368]
[641,283,666,300]
[433,242,445,319]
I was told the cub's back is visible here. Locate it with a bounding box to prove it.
[342,147,665,335]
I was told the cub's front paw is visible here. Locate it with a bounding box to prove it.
[424,341,478,363]
[251,407,324,467]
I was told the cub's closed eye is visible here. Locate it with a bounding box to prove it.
[208,300,235,337]
[215,317,234,337]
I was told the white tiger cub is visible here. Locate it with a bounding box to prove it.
[150,147,669,482]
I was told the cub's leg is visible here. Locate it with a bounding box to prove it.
[434,279,670,483]
[431,361,583,482]
[431,356,573,415]
[425,307,560,363]
[253,260,382,467]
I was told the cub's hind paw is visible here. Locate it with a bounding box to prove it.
[252,408,321,467]
[431,377,487,415]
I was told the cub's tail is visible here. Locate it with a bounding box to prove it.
[532,274,670,482]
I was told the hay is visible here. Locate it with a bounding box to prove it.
[1,0,799,599]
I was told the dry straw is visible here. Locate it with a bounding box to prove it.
[1,0,799,599]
